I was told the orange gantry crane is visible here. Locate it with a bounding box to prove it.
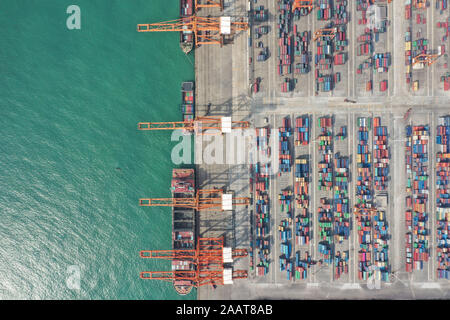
[292,0,314,12]
[313,27,337,41]
[353,206,378,218]
[412,53,440,67]
[140,237,248,260]
[137,16,248,47]
[138,116,250,135]
[140,237,248,287]
[195,0,224,11]
[140,189,250,211]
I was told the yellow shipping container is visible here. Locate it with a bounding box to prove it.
[405,41,411,51]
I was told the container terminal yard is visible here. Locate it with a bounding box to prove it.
[137,0,450,299]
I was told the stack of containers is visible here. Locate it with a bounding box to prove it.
[406,126,414,272]
[405,0,412,20]
[255,127,271,276]
[356,117,372,205]
[334,25,348,52]
[436,0,448,10]
[317,0,332,21]
[316,72,335,92]
[279,189,293,216]
[294,30,310,74]
[372,210,390,282]
[405,27,412,84]
[441,73,450,91]
[295,251,313,280]
[411,125,430,271]
[318,116,333,191]
[373,53,391,73]
[279,218,293,279]
[356,0,369,25]
[315,35,335,91]
[373,117,390,191]
[334,154,350,243]
[335,126,347,140]
[436,116,450,279]
[278,1,293,77]
[318,198,333,265]
[281,78,294,92]
[295,158,310,246]
[356,117,374,281]
[279,117,292,174]
[357,41,373,56]
[316,39,333,69]
[295,116,310,146]
[334,52,347,65]
[357,29,373,56]
[254,5,268,22]
[334,251,349,279]
[436,20,449,40]
[334,0,349,25]
[380,80,388,92]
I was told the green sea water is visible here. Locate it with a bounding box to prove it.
[0,1,195,299]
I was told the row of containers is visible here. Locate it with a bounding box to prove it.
[318,198,334,265]
[279,218,294,279]
[295,115,310,146]
[293,26,311,75]
[315,37,336,92]
[277,0,293,86]
[295,158,310,248]
[318,116,333,191]
[254,127,272,277]
[373,117,390,191]
[279,117,293,174]
[295,157,313,280]
[356,117,390,281]
[356,117,374,281]
[294,114,312,280]
[405,125,430,272]
[279,188,294,279]
[334,154,350,246]
[314,0,349,92]
[436,116,450,279]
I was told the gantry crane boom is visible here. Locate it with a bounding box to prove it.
[137,16,248,47]
[140,237,248,288]
[292,0,314,12]
[140,237,248,260]
[412,53,440,67]
[139,189,250,211]
[140,269,248,285]
[140,248,248,259]
[138,116,250,135]
[313,27,337,41]
[195,0,224,11]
